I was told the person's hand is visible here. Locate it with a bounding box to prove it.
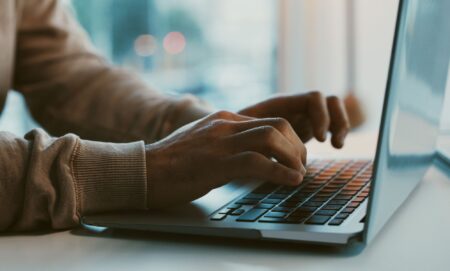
[145,111,307,208]
[238,91,351,148]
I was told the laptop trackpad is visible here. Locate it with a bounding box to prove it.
[82,180,256,226]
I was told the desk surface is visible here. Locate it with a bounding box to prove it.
[1,133,449,271]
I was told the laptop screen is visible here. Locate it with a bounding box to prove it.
[364,0,450,243]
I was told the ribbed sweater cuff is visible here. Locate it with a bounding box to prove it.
[72,140,147,215]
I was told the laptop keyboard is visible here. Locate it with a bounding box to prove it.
[210,159,372,226]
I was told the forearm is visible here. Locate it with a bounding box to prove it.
[0,129,147,231]
[14,0,211,144]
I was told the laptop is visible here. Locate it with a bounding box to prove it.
[83,0,450,246]
[437,134,450,165]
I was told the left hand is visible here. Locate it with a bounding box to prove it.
[238,91,350,149]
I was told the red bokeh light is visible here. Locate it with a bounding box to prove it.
[163,32,186,55]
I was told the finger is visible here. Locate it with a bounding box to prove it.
[326,96,350,148]
[226,126,306,171]
[226,118,305,159]
[238,94,309,118]
[202,110,254,123]
[291,115,314,143]
[198,111,256,136]
[307,91,330,142]
[225,152,304,186]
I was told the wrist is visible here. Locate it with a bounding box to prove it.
[162,95,213,137]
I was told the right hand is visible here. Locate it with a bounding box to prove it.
[145,111,307,209]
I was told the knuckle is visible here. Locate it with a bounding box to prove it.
[327,95,340,102]
[209,119,229,130]
[294,146,303,159]
[272,117,290,130]
[270,161,282,173]
[212,110,234,120]
[259,125,277,141]
[343,121,351,131]
[309,90,322,99]
[272,163,291,181]
[324,114,331,125]
[243,152,262,165]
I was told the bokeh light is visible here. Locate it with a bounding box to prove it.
[163,32,186,55]
[134,34,158,57]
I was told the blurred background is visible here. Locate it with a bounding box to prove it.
[1,0,448,137]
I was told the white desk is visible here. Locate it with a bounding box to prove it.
[1,133,449,271]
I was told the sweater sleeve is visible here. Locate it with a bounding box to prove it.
[0,129,147,231]
[13,0,211,144]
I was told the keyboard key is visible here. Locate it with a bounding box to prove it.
[286,196,307,203]
[332,180,349,184]
[340,191,358,196]
[343,187,360,192]
[285,216,307,224]
[292,192,312,198]
[235,199,259,205]
[272,207,292,213]
[301,188,317,192]
[296,206,317,212]
[218,208,231,215]
[334,195,352,200]
[255,203,275,209]
[269,194,287,199]
[226,204,241,210]
[305,215,332,225]
[244,193,266,200]
[349,181,366,185]
[348,202,360,208]
[341,207,356,213]
[310,196,328,202]
[279,201,298,207]
[321,188,339,193]
[326,184,345,188]
[237,208,269,222]
[316,192,334,197]
[303,201,323,207]
[230,209,245,216]
[289,210,312,218]
[316,210,338,216]
[265,212,287,218]
[328,200,348,205]
[262,199,282,204]
[322,205,342,211]
[336,213,349,219]
[211,213,227,221]
[328,218,344,226]
[353,197,366,202]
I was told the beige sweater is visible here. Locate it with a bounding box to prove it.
[0,0,209,231]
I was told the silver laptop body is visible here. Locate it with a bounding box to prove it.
[83,0,450,246]
[437,134,450,165]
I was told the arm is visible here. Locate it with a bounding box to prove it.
[13,0,210,144]
[0,129,146,231]
[2,0,350,232]
[1,0,209,232]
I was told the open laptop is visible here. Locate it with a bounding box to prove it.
[437,134,450,165]
[83,0,450,246]
[437,49,450,166]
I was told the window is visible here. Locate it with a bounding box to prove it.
[71,0,278,111]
